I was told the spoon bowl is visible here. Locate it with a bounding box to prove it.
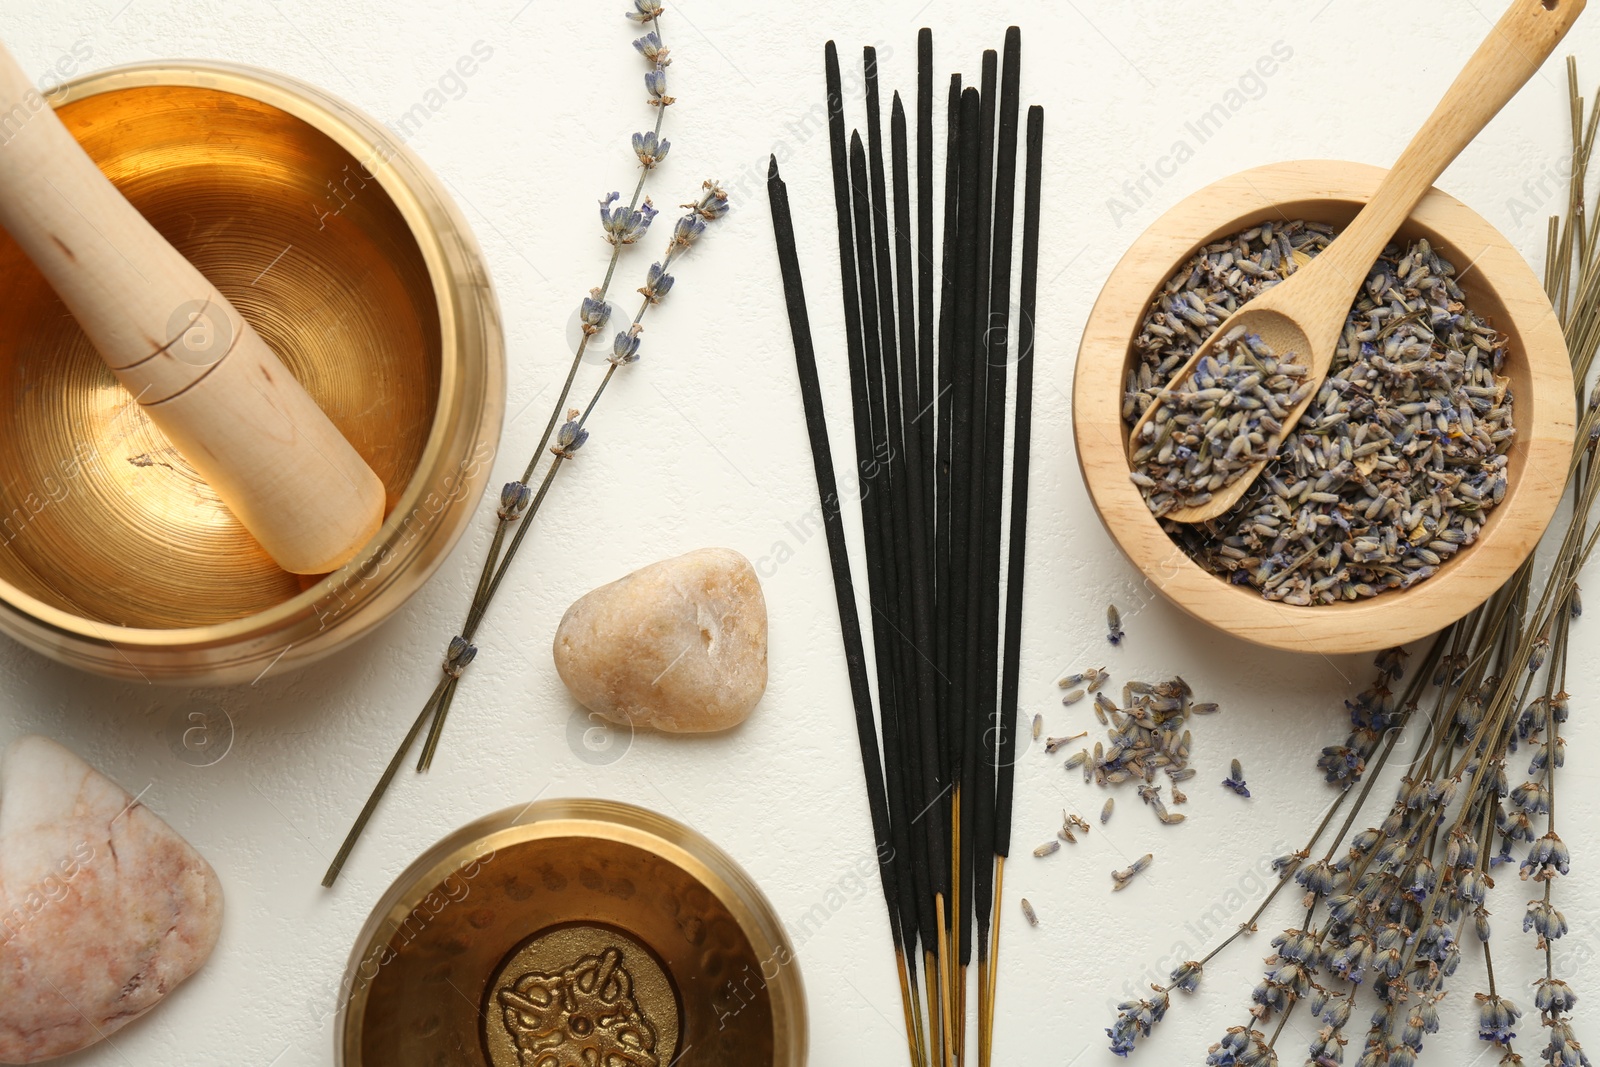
[1126,305,1317,522]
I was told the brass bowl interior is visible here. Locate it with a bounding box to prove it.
[341,800,806,1067]
[0,84,439,628]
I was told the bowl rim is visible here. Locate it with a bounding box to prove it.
[1073,160,1576,654]
[0,60,503,663]
[335,797,809,1066]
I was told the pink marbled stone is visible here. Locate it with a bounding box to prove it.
[0,735,223,1063]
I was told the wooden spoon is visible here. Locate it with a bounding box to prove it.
[1130,0,1585,524]
[0,41,386,574]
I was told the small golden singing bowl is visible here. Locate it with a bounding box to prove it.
[337,799,808,1067]
[0,61,504,683]
[1075,161,1575,654]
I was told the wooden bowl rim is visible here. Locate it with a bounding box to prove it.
[1072,160,1576,654]
[0,60,504,665]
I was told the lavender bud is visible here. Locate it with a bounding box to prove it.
[645,67,674,107]
[580,288,611,335]
[610,325,642,365]
[632,130,671,168]
[555,419,590,456]
[687,180,729,219]
[638,261,675,303]
[671,212,706,250]
[498,481,532,521]
[633,30,670,64]
[599,193,658,245]
[442,635,477,678]
[625,0,664,23]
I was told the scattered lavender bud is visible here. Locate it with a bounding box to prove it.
[1222,758,1250,798]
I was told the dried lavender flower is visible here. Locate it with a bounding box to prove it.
[1475,993,1522,1046]
[1020,898,1039,926]
[625,0,664,22]
[1222,758,1250,798]
[610,324,643,365]
[599,191,658,244]
[1112,853,1153,891]
[645,67,674,107]
[633,29,670,64]
[497,481,532,521]
[1107,603,1125,645]
[633,130,671,168]
[671,211,707,250]
[553,416,590,457]
[579,289,612,335]
[638,261,675,303]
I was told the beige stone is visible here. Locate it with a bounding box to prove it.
[0,735,223,1064]
[553,548,768,732]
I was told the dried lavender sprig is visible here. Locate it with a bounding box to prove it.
[407,15,684,772]
[1112,61,1600,1064]
[321,9,700,887]
[424,184,725,764]
[325,184,724,887]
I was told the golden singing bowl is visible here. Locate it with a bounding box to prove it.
[0,62,503,683]
[337,799,808,1067]
[1074,161,1575,653]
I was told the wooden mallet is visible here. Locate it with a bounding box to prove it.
[0,41,385,575]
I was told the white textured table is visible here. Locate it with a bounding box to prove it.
[4,1,1599,1064]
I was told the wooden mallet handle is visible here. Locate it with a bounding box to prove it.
[0,41,385,575]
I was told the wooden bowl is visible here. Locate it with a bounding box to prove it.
[0,62,504,683]
[1074,161,1575,654]
[338,798,808,1067]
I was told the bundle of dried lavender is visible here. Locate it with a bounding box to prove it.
[323,1,727,886]
[1106,59,1600,1067]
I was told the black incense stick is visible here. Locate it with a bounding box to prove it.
[823,42,923,976]
[852,128,938,975]
[766,153,895,932]
[959,50,998,975]
[948,86,982,986]
[916,30,936,593]
[973,26,1022,966]
[933,72,961,800]
[869,52,948,1000]
[768,155,924,1066]
[996,103,1042,861]
[982,103,1043,1067]
[890,88,948,936]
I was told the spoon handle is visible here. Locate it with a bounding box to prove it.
[1302,0,1584,321]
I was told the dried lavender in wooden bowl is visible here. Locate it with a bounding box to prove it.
[1124,221,1515,606]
